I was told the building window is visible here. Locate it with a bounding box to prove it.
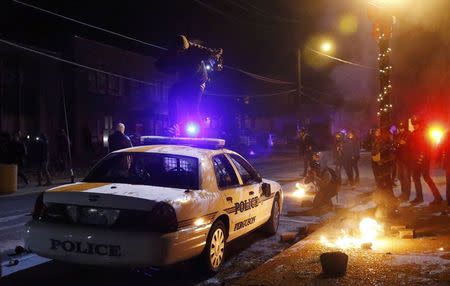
[108,75,122,97]
[97,73,107,94]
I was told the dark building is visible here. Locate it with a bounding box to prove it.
[0,42,64,144]
[71,37,175,159]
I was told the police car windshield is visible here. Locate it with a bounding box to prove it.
[84,152,199,190]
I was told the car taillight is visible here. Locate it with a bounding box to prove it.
[147,202,178,233]
[32,192,47,220]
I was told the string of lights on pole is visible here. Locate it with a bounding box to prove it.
[375,27,393,118]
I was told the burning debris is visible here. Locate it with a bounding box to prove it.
[320,218,384,250]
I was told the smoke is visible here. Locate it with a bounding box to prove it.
[319,1,379,133]
[320,0,449,131]
[391,0,450,121]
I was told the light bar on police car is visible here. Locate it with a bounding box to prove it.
[140,136,225,149]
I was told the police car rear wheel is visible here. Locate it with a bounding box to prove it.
[202,220,227,273]
[262,197,280,234]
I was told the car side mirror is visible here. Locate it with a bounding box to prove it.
[261,182,271,197]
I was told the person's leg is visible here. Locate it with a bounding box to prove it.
[353,159,360,183]
[398,162,406,199]
[446,169,450,205]
[43,161,52,185]
[336,162,342,184]
[421,160,443,202]
[343,160,354,185]
[303,155,308,177]
[18,169,28,185]
[37,163,43,186]
[411,165,423,202]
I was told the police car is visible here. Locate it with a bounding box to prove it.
[25,137,283,273]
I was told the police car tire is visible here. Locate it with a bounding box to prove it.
[201,220,227,274]
[262,196,280,235]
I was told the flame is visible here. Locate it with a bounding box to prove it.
[320,218,384,250]
[293,183,306,198]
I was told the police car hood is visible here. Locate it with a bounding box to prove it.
[44,182,190,211]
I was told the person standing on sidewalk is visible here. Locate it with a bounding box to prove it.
[297,127,314,178]
[108,123,132,153]
[440,131,450,207]
[333,132,345,184]
[409,116,443,205]
[13,132,29,185]
[35,134,52,186]
[394,122,412,201]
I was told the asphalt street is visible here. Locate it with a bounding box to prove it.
[0,151,315,285]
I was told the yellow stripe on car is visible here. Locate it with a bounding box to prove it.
[47,183,110,192]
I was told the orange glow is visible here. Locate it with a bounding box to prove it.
[428,126,444,145]
[320,218,384,250]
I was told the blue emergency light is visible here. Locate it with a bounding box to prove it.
[140,136,225,150]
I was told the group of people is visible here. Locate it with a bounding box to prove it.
[0,131,53,186]
[297,128,360,187]
[371,116,450,206]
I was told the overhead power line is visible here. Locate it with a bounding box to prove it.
[12,0,168,51]
[0,38,157,86]
[228,0,302,24]
[13,0,293,86]
[223,65,296,85]
[307,47,377,70]
[1,37,299,98]
[206,89,297,98]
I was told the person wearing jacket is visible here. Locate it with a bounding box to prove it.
[440,131,450,206]
[108,123,132,153]
[394,122,412,201]
[409,116,443,204]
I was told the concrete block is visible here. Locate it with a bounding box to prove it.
[399,229,415,239]
[390,225,407,231]
[298,225,309,235]
[280,232,297,242]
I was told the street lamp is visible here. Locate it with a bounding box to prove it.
[320,41,333,53]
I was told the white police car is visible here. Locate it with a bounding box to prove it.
[25,137,283,273]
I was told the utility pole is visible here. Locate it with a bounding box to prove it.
[368,3,395,197]
[297,48,302,104]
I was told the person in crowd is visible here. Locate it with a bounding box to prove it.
[394,122,412,201]
[409,116,443,204]
[346,131,360,185]
[297,127,314,177]
[304,152,340,208]
[12,132,29,185]
[371,128,383,188]
[333,132,345,184]
[440,131,450,207]
[34,133,52,186]
[108,123,132,153]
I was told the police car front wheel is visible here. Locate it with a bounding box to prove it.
[262,197,280,235]
[202,220,227,273]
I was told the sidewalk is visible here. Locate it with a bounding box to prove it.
[233,177,450,285]
[0,169,87,199]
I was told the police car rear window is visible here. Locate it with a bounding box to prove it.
[84,152,199,190]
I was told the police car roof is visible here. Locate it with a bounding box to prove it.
[115,137,227,158]
[140,136,225,149]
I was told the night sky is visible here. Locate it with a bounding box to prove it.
[1,0,448,125]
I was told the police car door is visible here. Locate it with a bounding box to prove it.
[227,154,267,232]
[212,154,254,239]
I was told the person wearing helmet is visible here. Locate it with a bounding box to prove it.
[394,121,412,201]
[409,116,443,204]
